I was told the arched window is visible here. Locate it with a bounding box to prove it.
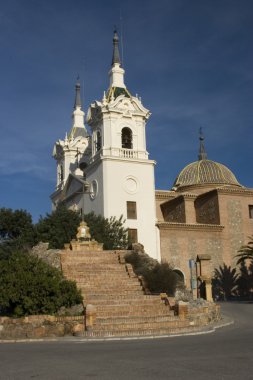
[121,127,132,149]
[96,131,102,151]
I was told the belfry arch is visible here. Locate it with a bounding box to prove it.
[121,127,133,149]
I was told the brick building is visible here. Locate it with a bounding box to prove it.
[156,131,253,285]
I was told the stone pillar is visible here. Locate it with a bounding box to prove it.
[196,255,213,302]
[184,195,197,224]
[85,304,97,331]
[204,278,213,302]
[176,301,189,319]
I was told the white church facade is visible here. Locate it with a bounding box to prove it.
[51,31,160,261]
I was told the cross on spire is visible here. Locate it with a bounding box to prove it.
[198,127,207,160]
[74,75,82,109]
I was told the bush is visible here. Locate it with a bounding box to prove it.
[0,253,83,317]
[125,251,180,295]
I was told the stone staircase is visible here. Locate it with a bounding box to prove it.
[60,250,201,337]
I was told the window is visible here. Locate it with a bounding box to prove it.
[249,205,253,219]
[96,131,102,151]
[58,164,64,182]
[128,229,138,244]
[127,201,137,219]
[121,127,132,149]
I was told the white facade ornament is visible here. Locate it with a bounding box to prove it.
[109,63,126,89]
[102,91,107,105]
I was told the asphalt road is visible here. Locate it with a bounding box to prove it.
[0,302,252,380]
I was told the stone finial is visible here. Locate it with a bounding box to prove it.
[102,91,107,105]
[76,221,91,241]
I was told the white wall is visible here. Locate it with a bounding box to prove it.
[100,157,159,260]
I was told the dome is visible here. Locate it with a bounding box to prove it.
[173,159,241,189]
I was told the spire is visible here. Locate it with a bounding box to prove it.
[109,30,126,89]
[69,77,88,139]
[74,76,82,109]
[112,29,121,66]
[198,128,207,160]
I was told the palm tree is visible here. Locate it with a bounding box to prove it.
[236,236,253,264]
[213,264,239,300]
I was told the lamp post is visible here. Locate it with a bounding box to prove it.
[77,161,90,222]
[189,259,197,299]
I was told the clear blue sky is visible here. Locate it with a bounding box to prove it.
[1,0,252,222]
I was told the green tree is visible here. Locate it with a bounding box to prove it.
[36,204,81,249]
[37,205,128,250]
[84,213,128,250]
[0,208,37,258]
[236,236,253,264]
[0,252,83,317]
[212,264,239,300]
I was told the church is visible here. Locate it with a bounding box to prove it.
[51,31,253,287]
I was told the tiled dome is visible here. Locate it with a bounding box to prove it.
[173,159,241,189]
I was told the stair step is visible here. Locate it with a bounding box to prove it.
[78,283,141,289]
[91,319,186,332]
[84,325,199,338]
[60,251,179,337]
[96,315,176,324]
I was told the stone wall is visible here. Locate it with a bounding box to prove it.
[0,315,84,340]
[0,303,220,340]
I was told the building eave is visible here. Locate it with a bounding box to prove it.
[157,222,224,232]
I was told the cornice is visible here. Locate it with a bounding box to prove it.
[157,221,224,232]
[155,190,176,200]
[101,155,156,165]
[216,187,253,196]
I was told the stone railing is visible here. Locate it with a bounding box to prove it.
[90,147,149,162]
[119,148,138,159]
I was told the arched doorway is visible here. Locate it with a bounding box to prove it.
[173,269,185,285]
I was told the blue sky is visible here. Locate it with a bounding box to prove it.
[0,0,252,221]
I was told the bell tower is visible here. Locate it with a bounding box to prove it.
[51,78,90,208]
[84,31,160,260]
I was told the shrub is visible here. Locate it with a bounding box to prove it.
[0,253,83,317]
[125,251,180,295]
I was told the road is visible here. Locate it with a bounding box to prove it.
[0,302,252,380]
